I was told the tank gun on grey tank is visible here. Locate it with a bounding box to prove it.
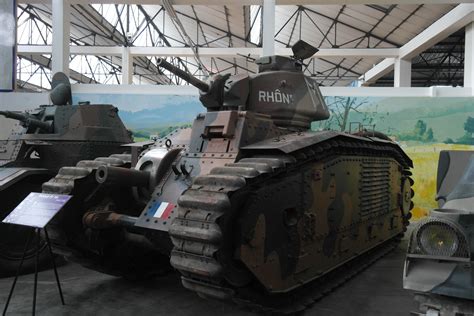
[0,71,132,277]
[156,38,318,98]
[0,110,53,133]
[157,58,210,92]
[40,40,414,313]
[156,58,229,110]
[0,71,72,138]
[156,40,328,129]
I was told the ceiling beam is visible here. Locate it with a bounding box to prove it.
[17,45,400,58]
[360,3,474,85]
[400,5,474,59]
[18,0,471,4]
[18,54,99,84]
[19,3,171,84]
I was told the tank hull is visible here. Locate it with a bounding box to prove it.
[169,131,413,311]
[41,111,413,312]
[36,49,414,311]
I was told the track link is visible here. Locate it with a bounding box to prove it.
[170,137,413,314]
[41,153,132,252]
[412,293,474,316]
[42,153,131,194]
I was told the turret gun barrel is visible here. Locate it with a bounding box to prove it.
[156,58,209,92]
[0,110,53,132]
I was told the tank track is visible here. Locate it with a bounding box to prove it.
[170,137,413,314]
[41,153,132,253]
[412,293,474,316]
[42,153,132,194]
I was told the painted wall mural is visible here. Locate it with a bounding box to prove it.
[73,93,201,139]
[72,93,473,219]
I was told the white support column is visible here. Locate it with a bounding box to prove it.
[360,4,474,86]
[122,46,133,85]
[52,0,70,76]
[394,58,411,87]
[465,22,474,88]
[262,0,275,57]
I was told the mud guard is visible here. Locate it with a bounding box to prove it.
[241,130,412,167]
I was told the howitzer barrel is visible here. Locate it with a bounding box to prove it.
[96,165,150,187]
[83,211,137,229]
[0,110,52,132]
[156,58,209,92]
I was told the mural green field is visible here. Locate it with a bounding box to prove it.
[405,143,474,219]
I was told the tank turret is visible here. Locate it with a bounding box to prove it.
[0,72,132,169]
[157,40,329,129]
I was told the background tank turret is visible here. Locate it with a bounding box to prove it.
[0,72,132,276]
[41,41,414,313]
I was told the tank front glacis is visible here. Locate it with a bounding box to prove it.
[404,152,474,304]
[40,42,414,312]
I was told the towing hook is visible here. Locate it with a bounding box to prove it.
[180,162,193,177]
[171,162,193,178]
[172,163,181,176]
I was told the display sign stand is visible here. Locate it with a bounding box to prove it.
[1,193,71,316]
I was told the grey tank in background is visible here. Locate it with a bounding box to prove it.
[404,150,474,315]
[0,72,132,277]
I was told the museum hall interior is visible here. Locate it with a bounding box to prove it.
[0,0,473,315]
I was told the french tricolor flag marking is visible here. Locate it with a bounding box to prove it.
[152,201,174,219]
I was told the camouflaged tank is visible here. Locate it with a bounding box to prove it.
[0,72,132,276]
[404,150,474,316]
[42,41,414,312]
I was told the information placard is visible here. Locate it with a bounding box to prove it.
[2,192,71,228]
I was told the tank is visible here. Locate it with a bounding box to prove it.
[0,72,132,276]
[404,150,474,316]
[41,41,414,312]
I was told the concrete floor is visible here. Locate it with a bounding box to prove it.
[0,242,417,316]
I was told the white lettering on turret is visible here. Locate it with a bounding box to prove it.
[258,90,293,104]
[266,91,274,102]
[274,89,282,102]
